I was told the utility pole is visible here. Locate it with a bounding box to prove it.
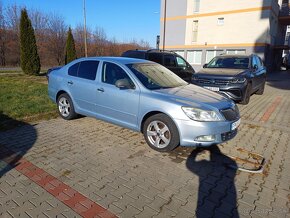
[162,0,167,51]
[83,0,88,57]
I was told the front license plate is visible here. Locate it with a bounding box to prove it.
[203,86,220,92]
[231,118,241,130]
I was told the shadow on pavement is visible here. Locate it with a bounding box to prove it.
[0,113,37,177]
[186,145,239,218]
[266,71,290,90]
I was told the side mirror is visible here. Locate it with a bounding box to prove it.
[115,79,134,89]
[203,64,208,68]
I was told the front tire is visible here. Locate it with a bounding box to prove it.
[143,114,180,152]
[57,93,77,120]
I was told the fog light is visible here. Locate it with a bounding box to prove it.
[195,135,216,142]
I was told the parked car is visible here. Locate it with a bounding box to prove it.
[192,54,267,105]
[121,49,195,82]
[46,66,62,81]
[48,57,240,152]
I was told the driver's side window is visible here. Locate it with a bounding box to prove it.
[102,62,133,86]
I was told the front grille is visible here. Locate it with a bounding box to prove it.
[195,78,230,85]
[221,129,238,141]
[220,105,240,121]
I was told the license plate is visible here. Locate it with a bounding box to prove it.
[231,118,241,130]
[203,86,220,92]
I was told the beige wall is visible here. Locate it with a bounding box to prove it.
[184,10,271,46]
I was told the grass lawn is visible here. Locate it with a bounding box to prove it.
[0,74,58,131]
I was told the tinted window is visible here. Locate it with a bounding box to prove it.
[123,51,145,59]
[102,62,134,86]
[77,61,99,80]
[127,63,187,90]
[207,57,249,69]
[164,55,176,67]
[148,53,163,65]
[68,63,79,77]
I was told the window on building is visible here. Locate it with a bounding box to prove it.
[226,49,246,55]
[217,17,224,26]
[205,50,223,63]
[175,51,185,58]
[193,0,200,13]
[192,20,199,42]
[78,61,99,80]
[187,50,202,64]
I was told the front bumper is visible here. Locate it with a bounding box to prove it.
[192,82,247,101]
[174,118,239,147]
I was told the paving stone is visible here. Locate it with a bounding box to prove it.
[119,205,141,218]
[134,206,159,218]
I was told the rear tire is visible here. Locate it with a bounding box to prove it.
[143,114,180,152]
[240,83,252,105]
[57,93,77,120]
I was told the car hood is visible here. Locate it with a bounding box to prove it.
[153,84,233,110]
[197,68,246,76]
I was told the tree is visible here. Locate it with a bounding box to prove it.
[65,27,76,64]
[19,8,40,75]
[48,13,67,65]
[0,0,6,66]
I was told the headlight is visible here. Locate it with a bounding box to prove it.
[231,78,246,83]
[182,107,223,121]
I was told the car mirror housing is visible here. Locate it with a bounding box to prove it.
[115,79,134,89]
[203,64,208,68]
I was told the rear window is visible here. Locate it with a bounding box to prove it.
[164,55,176,67]
[78,61,99,80]
[122,51,146,59]
[68,63,79,77]
[148,53,163,65]
[68,60,99,80]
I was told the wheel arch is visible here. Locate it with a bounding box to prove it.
[140,111,181,138]
[56,90,69,102]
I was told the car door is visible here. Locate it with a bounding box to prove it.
[175,56,194,82]
[250,56,259,90]
[66,60,99,115]
[252,56,265,91]
[95,61,140,130]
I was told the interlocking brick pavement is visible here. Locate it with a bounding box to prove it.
[1,71,290,217]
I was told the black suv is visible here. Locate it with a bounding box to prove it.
[192,54,266,105]
[121,49,195,82]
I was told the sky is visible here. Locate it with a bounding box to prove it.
[2,0,161,47]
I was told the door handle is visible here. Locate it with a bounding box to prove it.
[68,81,73,85]
[97,88,104,92]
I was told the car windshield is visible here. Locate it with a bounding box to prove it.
[207,57,249,69]
[127,63,188,90]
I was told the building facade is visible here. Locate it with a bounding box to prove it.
[160,0,289,71]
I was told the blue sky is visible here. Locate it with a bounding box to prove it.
[3,0,161,47]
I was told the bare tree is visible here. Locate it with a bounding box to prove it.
[47,13,67,65]
[0,0,6,66]
[93,26,107,56]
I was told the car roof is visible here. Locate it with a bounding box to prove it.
[124,49,179,55]
[75,56,151,65]
[218,54,251,58]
